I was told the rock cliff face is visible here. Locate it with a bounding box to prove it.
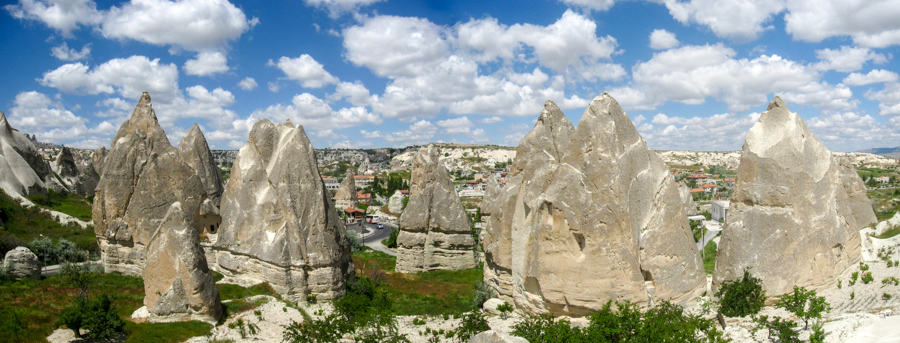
[178,124,224,207]
[837,157,878,229]
[396,145,476,273]
[334,171,358,210]
[143,202,221,323]
[52,147,79,179]
[483,95,705,316]
[713,97,877,297]
[211,119,352,300]
[92,92,207,275]
[0,111,50,198]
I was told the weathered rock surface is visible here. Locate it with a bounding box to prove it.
[388,190,405,214]
[178,124,224,206]
[334,171,358,210]
[678,182,699,216]
[52,147,79,179]
[837,157,878,229]
[483,95,705,316]
[469,330,529,343]
[92,92,207,275]
[713,97,876,298]
[143,202,221,323]
[397,145,476,273]
[3,246,41,280]
[76,147,107,195]
[482,100,575,306]
[0,111,50,198]
[211,119,352,300]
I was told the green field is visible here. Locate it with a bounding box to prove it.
[0,189,97,257]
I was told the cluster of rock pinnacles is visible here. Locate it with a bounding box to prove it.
[92,91,874,323]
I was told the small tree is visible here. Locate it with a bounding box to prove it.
[455,310,490,342]
[716,268,766,317]
[775,286,831,329]
[497,301,514,320]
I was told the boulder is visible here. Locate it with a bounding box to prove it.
[396,145,476,273]
[482,298,506,316]
[0,111,49,198]
[388,190,405,214]
[713,97,876,297]
[211,119,352,301]
[469,330,529,343]
[178,124,225,207]
[143,202,222,323]
[485,95,705,316]
[334,171,358,210]
[3,246,41,280]
[92,92,208,275]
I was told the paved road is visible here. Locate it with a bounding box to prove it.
[360,221,397,256]
[41,261,101,276]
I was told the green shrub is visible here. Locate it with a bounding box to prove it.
[775,286,831,329]
[497,301,514,320]
[383,227,400,249]
[0,307,28,343]
[862,272,874,284]
[471,281,494,310]
[716,268,765,317]
[58,294,125,339]
[883,293,893,300]
[753,315,801,343]
[850,271,859,285]
[306,294,317,304]
[455,310,490,342]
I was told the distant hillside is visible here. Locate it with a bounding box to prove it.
[858,147,900,159]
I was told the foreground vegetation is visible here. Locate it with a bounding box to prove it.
[0,189,97,258]
[30,190,93,221]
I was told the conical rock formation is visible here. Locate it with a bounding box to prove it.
[482,100,575,305]
[92,92,207,275]
[334,171,358,210]
[0,111,49,198]
[211,119,352,300]
[178,124,224,207]
[713,97,877,297]
[77,147,107,196]
[143,202,222,323]
[397,145,476,273]
[484,94,704,316]
[678,182,699,216]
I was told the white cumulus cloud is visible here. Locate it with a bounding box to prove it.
[649,29,679,50]
[183,52,229,76]
[304,0,384,18]
[237,77,258,90]
[812,46,887,72]
[270,54,339,88]
[843,70,900,86]
[51,42,91,61]
[39,55,180,103]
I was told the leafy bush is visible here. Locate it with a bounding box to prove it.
[0,307,27,343]
[716,268,765,317]
[775,286,831,329]
[58,294,125,339]
[471,281,494,310]
[862,272,874,284]
[512,300,728,343]
[347,229,364,252]
[850,271,859,285]
[497,301,514,320]
[383,227,400,249]
[752,315,801,343]
[455,310,490,342]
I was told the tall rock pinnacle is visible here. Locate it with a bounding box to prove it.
[713,97,877,297]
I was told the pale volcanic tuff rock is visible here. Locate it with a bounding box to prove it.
[713,97,877,298]
[92,92,207,275]
[388,190,405,214]
[143,202,222,323]
[334,171,358,210]
[76,147,107,196]
[484,94,705,316]
[0,111,50,198]
[211,119,353,300]
[178,124,225,206]
[2,246,41,280]
[678,182,700,216]
[51,147,79,179]
[481,100,575,306]
[837,156,878,229]
[396,145,476,273]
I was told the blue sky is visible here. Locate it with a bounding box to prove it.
[2,0,900,152]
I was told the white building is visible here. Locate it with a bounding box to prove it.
[322,177,339,190]
[711,200,730,222]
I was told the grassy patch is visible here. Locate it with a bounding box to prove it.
[874,225,900,239]
[703,240,718,274]
[124,321,212,343]
[0,189,97,257]
[352,248,481,316]
[0,273,144,342]
[218,282,278,301]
